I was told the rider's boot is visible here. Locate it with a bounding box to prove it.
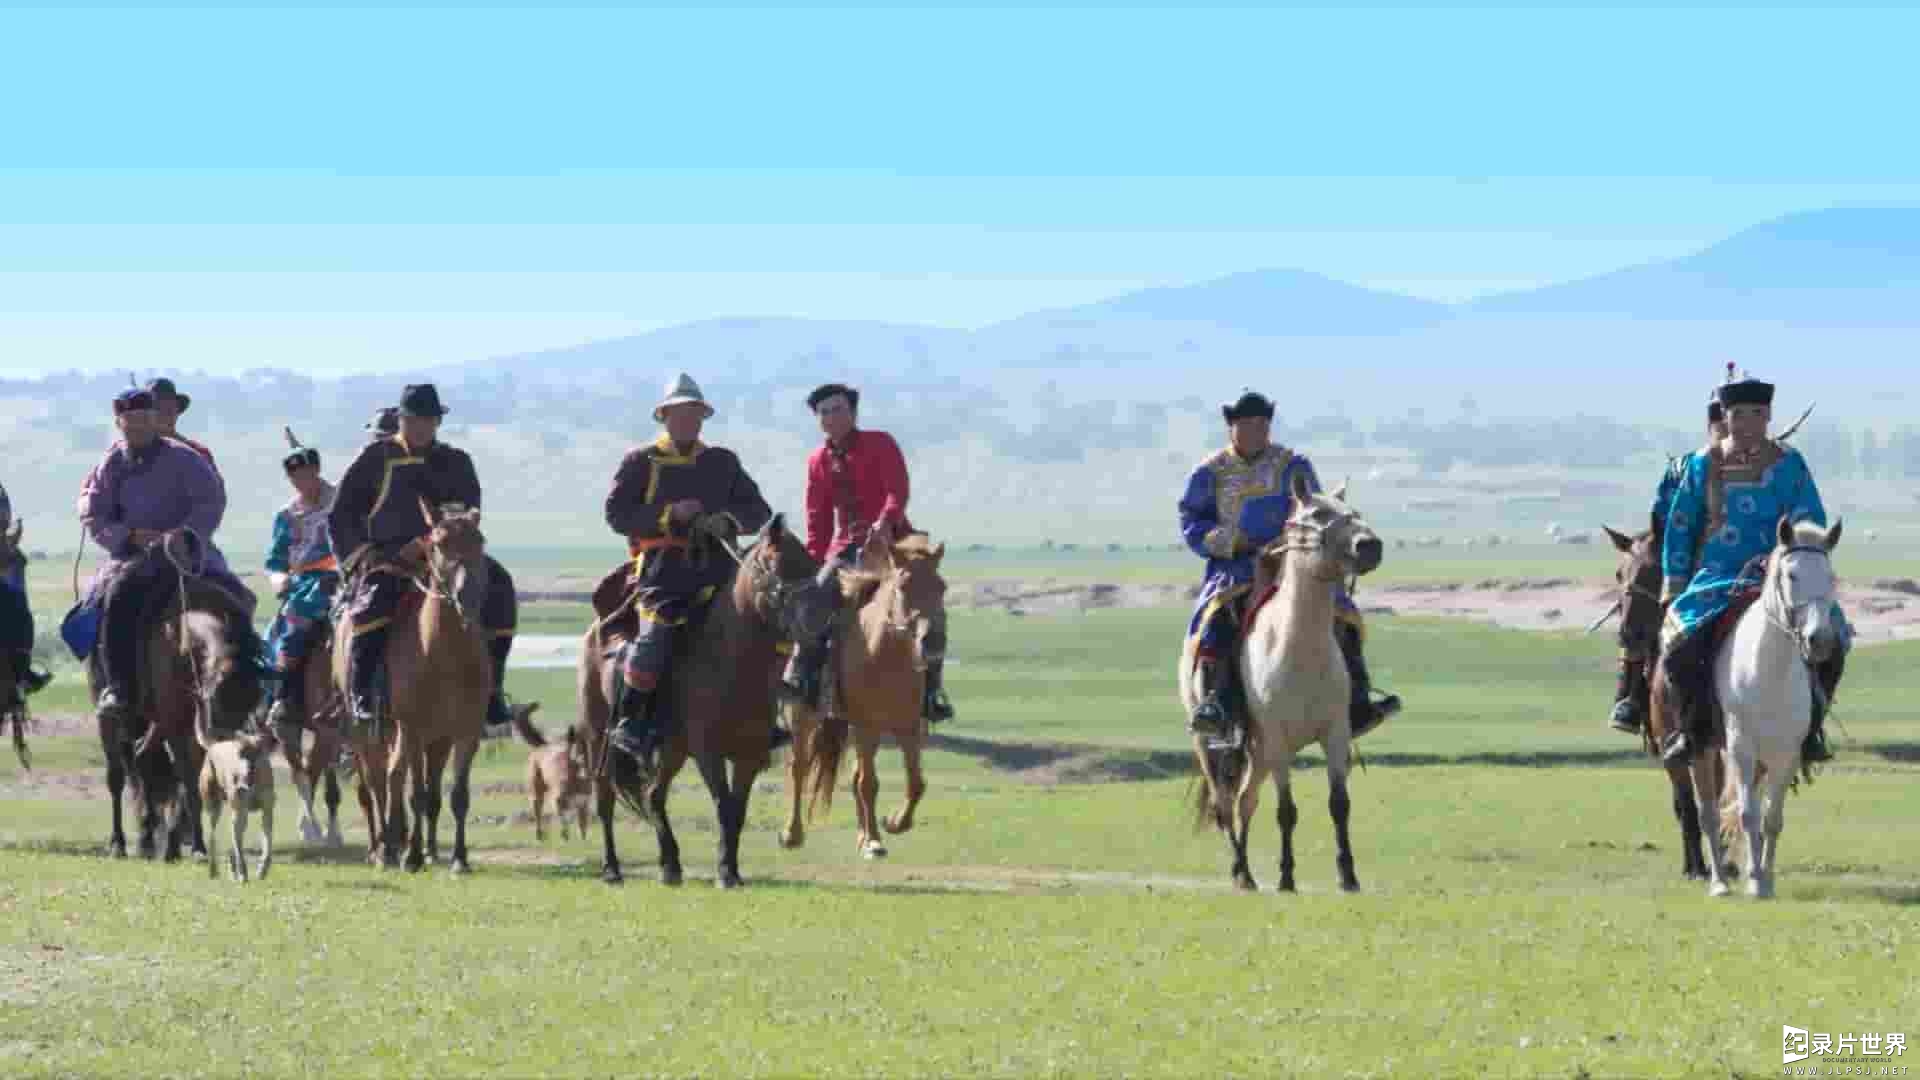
[1804,648,1845,764]
[1188,657,1231,740]
[1608,653,1646,734]
[346,627,388,738]
[1340,624,1401,738]
[606,682,657,761]
[483,634,515,736]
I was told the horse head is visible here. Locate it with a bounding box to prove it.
[1604,524,1664,660]
[1769,516,1844,664]
[882,534,948,673]
[743,514,843,641]
[419,498,490,629]
[1277,470,1383,580]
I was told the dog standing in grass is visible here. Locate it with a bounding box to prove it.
[511,704,589,841]
[198,711,277,882]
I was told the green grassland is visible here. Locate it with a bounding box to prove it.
[3,598,1917,1078]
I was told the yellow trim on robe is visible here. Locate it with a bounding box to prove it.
[366,452,425,529]
[648,433,706,466]
[351,616,392,636]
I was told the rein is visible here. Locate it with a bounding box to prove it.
[1276,508,1365,583]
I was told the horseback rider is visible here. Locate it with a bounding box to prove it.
[78,387,256,732]
[261,428,339,733]
[328,384,523,736]
[602,373,785,760]
[1655,372,1847,764]
[0,484,52,706]
[1608,384,1727,736]
[781,382,954,723]
[365,406,399,440]
[1179,390,1401,741]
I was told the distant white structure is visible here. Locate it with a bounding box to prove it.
[1866,528,1880,543]
[1546,522,1565,540]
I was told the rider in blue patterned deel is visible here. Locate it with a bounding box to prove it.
[1654,372,1848,765]
[1178,390,1400,743]
[1608,385,1726,737]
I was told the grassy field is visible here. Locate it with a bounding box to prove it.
[2,599,1917,1078]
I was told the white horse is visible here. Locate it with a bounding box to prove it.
[1694,517,1843,899]
[1180,470,1384,892]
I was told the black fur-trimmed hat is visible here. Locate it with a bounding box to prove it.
[1221,390,1275,423]
[807,383,859,413]
[1715,363,1774,410]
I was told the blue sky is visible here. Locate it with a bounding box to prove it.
[5,5,1920,375]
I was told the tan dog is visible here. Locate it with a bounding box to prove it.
[197,712,277,883]
[512,704,589,842]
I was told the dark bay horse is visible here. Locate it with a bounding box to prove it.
[581,514,841,887]
[331,502,492,871]
[1,516,31,768]
[1603,524,1728,882]
[94,548,267,861]
[786,533,948,858]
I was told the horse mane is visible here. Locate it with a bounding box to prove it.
[838,567,886,606]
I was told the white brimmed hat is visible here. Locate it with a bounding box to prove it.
[653,372,715,422]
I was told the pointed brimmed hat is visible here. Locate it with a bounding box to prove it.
[653,372,715,422]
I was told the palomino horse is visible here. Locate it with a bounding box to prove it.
[1695,518,1841,899]
[580,514,840,887]
[94,544,267,860]
[1180,472,1383,892]
[271,630,347,848]
[1,515,30,768]
[330,502,493,871]
[1603,524,1725,881]
[784,533,948,858]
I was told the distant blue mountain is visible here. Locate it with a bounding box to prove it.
[994,267,1452,337]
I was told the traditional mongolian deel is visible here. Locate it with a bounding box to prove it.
[1177,444,1360,661]
[603,434,773,686]
[1659,440,1850,650]
[76,437,252,613]
[803,428,912,564]
[264,481,339,671]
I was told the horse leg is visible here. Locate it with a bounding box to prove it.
[596,764,624,885]
[421,740,451,866]
[353,755,381,865]
[882,733,927,836]
[255,792,274,881]
[1227,756,1267,892]
[105,744,129,858]
[175,734,205,860]
[1666,760,1706,879]
[205,794,223,880]
[282,727,322,844]
[384,734,411,870]
[778,703,812,850]
[1756,764,1790,899]
[651,746,685,886]
[1327,739,1360,893]
[1274,763,1298,893]
[852,728,883,858]
[1738,759,1766,898]
[724,759,759,887]
[691,751,743,888]
[447,737,478,876]
[1690,751,1731,897]
[324,767,344,847]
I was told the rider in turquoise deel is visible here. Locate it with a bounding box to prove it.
[1655,372,1848,765]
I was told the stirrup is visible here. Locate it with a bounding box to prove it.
[1660,730,1694,764]
[1608,698,1641,734]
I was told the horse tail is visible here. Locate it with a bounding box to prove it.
[1189,746,1242,833]
[6,703,29,771]
[511,705,547,748]
[803,705,848,819]
[1717,755,1757,872]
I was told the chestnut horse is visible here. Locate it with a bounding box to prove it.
[331,502,492,871]
[93,545,266,861]
[271,630,346,847]
[1602,524,1727,882]
[784,533,948,858]
[580,515,841,887]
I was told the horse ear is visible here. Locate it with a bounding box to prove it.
[1603,525,1635,553]
[1330,478,1349,503]
[1776,515,1795,548]
[1825,517,1843,550]
[765,513,787,541]
[930,541,945,563]
[1289,468,1314,502]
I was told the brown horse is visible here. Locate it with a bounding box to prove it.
[1603,524,1728,882]
[784,534,948,858]
[1,516,30,769]
[331,502,492,871]
[271,631,346,847]
[94,547,267,861]
[580,514,841,887]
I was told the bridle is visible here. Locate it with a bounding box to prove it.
[1277,503,1370,584]
[1763,543,1836,663]
[876,566,944,672]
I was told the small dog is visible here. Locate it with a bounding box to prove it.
[513,704,590,842]
[197,713,277,883]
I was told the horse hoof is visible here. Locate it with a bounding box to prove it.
[405,857,425,874]
[1721,862,1740,881]
[882,816,912,835]
[1339,879,1362,894]
[716,873,743,890]
[108,841,127,859]
[1708,880,1732,898]
[862,844,888,860]
[1232,872,1257,892]
[777,829,803,850]
[660,867,684,887]
[327,830,345,849]
[299,820,324,844]
[601,866,624,886]
[448,861,470,877]
[1275,879,1297,894]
